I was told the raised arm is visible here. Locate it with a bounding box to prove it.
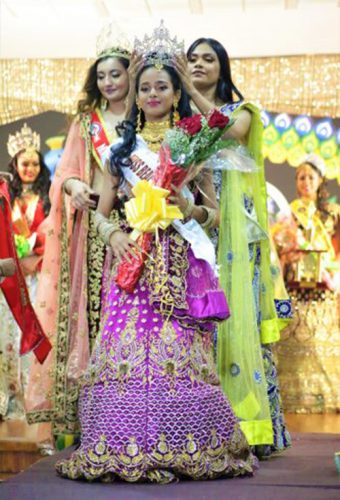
[223,109,251,141]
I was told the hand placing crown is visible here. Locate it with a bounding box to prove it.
[7,123,40,158]
[134,20,185,70]
[96,22,132,61]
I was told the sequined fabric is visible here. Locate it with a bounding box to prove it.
[56,230,257,483]
[275,288,340,413]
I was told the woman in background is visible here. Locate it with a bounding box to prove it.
[0,125,50,419]
[275,154,340,414]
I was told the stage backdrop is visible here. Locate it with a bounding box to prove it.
[0,54,338,124]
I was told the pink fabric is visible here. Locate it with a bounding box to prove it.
[25,119,92,415]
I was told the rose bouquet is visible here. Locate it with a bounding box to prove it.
[165,109,232,167]
[115,109,233,292]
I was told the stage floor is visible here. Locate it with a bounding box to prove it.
[1,432,339,500]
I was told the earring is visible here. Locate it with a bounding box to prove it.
[136,101,142,133]
[100,97,108,111]
[172,99,180,125]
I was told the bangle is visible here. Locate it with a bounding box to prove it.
[94,212,120,245]
[182,197,195,219]
[63,177,80,195]
[200,206,217,230]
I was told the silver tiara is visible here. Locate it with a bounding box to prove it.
[134,20,184,70]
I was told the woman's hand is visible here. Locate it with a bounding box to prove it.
[65,179,97,211]
[125,52,144,116]
[109,230,142,263]
[20,255,42,276]
[173,53,196,97]
[128,51,144,87]
[0,258,16,277]
[169,184,191,214]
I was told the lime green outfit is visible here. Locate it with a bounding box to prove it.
[215,101,291,456]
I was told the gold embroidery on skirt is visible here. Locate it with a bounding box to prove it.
[275,288,340,413]
[87,211,106,350]
[56,425,254,483]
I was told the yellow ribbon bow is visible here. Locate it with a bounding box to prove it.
[124,180,183,238]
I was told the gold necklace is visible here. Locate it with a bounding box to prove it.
[140,119,171,153]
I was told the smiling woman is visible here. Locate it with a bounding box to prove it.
[0,124,51,420]
[25,30,132,451]
[275,155,340,415]
[54,21,258,484]
[96,58,129,105]
[137,68,180,123]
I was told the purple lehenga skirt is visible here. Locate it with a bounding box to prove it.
[56,230,257,483]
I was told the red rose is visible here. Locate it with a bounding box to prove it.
[176,114,202,136]
[207,109,230,129]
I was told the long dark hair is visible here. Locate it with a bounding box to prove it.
[110,63,192,183]
[77,55,130,114]
[187,38,243,104]
[8,150,51,214]
[297,162,329,216]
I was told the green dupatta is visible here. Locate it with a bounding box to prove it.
[217,102,287,445]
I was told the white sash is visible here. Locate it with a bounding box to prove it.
[120,137,218,275]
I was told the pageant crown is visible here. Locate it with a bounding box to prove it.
[96,22,131,60]
[7,123,40,158]
[134,20,185,69]
[303,153,326,177]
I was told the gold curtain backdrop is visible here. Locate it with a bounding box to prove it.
[0,54,339,125]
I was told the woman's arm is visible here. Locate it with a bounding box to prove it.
[124,52,144,118]
[223,109,252,141]
[170,170,219,229]
[53,119,97,210]
[96,166,140,263]
[97,165,119,216]
[194,169,220,228]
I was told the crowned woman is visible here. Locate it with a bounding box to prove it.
[25,26,132,449]
[274,154,340,414]
[56,22,257,483]
[0,124,51,419]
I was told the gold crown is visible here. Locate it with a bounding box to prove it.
[134,20,184,70]
[96,22,131,60]
[7,123,40,158]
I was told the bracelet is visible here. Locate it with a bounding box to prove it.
[63,177,80,195]
[200,206,217,230]
[182,197,195,219]
[94,212,120,245]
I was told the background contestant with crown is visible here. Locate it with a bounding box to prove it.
[0,125,51,419]
[25,25,131,450]
[56,21,257,484]
[274,155,340,414]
